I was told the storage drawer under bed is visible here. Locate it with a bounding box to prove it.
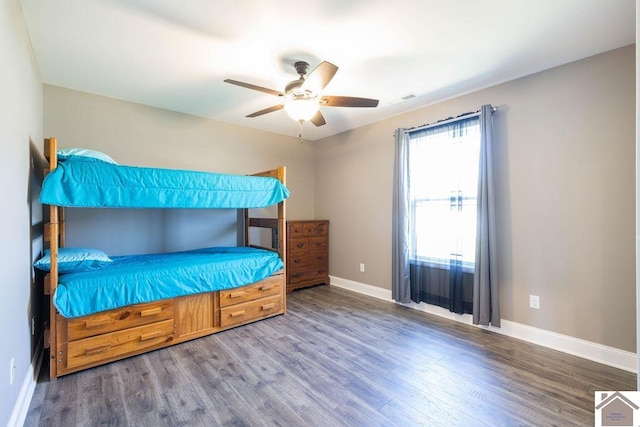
[220,295,282,328]
[65,319,175,370]
[219,275,282,307]
[65,300,174,341]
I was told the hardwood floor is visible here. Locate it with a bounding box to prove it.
[25,285,636,426]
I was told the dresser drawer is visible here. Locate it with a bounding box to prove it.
[314,221,328,236]
[66,300,174,341]
[288,222,305,238]
[219,276,282,307]
[302,222,316,236]
[289,266,329,284]
[220,295,282,328]
[66,319,175,369]
[290,237,310,253]
[289,252,328,269]
[308,237,328,252]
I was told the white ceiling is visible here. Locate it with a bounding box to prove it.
[19,0,635,141]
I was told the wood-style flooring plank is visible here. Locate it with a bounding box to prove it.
[25,285,636,426]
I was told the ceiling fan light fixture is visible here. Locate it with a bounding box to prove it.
[284,98,318,122]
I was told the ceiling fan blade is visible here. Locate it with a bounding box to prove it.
[309,110,326,127]
[246,104,284,118]
[224,79,284,97]
[301,61,338,94]
[321,96,379,108]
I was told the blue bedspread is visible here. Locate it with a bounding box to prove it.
[53,247,283,318]
[40,157,289,208]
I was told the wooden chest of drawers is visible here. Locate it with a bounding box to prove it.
[287,220,329,293]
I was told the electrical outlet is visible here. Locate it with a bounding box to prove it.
[529,295,540,309]
[359,263,365,273]
[9,357,15,386]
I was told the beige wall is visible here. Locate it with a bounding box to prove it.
[314,46,636,352]
[44,85,316,221]
[1,0,43,425]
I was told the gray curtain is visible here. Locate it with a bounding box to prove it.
[392,105,500,326]
[473,104,500,326]
[391,128,411,303]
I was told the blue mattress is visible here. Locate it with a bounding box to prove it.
[40,156,289,208]
[53,246,283,318]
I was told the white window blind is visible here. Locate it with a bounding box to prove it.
[408,116,480,271]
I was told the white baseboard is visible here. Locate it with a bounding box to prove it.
[8,337,43,427]
[329,275,637,373]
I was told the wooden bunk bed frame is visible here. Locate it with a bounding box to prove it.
[42,137,287,379]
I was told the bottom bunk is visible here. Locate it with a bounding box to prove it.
[52,272,284,377]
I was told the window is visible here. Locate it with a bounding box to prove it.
[408,117,480,272]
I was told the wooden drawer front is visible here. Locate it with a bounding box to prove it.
[314,222,328,236]
[219,276,282,307]
[220,295,282,328]
[66,319,175,369]
[289,252,328,270]
[289,266,329,284]
[302,222,316,236]
[66,300,174,341]
[288,223,304,238]
[290,237,310,253]
[308,236,328,252]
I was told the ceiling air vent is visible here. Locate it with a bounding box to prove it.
[389,92,417,105]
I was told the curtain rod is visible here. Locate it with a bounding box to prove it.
[406,105,497,134]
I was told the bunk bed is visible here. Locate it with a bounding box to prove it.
[38,137,288,379]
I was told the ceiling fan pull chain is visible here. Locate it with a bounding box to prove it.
[299,119,305,143]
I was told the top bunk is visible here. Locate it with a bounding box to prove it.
[40,138,289,209]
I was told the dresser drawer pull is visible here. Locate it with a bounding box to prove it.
[85,344,111,355]
[85,317,113,329]
[293,259,302,264]
[261,303,276,311]
[140,307,162,317]
[296,242,305,248]
[260,284,274,291]
[293,273,302,278]
[314,242,322,247]
[318,269,325,274]
[316,255,325,261]
[230,310,246,318]
[140,330,164,341]
[230,291,246,299]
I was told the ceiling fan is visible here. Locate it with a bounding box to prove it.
[224,60,379,127]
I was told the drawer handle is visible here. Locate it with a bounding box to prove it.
[230,310,246,318]
[230,291,245,299]
[293,273,302,278]
[315,242,322,247]
[261,303,276,311]
[293,259,301,264]
[140,307,162,317]
[140,330,163,341]
[260,284,274,291]
[316,255,325,261]
[85,317,112,329]
[85,344,111,355]
[318,269,325,274]
[296,242,305,248]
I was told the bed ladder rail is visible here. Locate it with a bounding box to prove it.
[246,217,279,253]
